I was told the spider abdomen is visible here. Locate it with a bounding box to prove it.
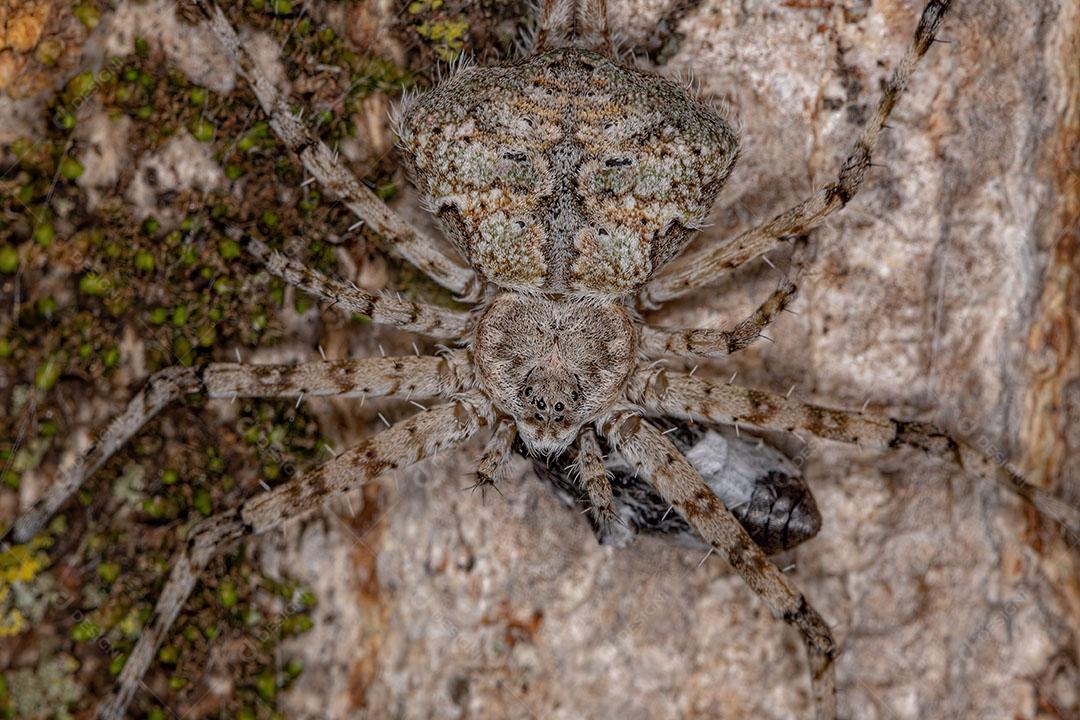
[398,47,739,295]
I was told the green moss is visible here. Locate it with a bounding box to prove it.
[192,487,213,516]
[33,222,55,247]
[218,238,241,259]
[79,273,110,296]
[255,669,277,701]
[74,3,101,29]
[0,11,361,712]
[191,118,215,142]
[219,579,238,608]
[134,250,155,272]
[34,358,62,391]
[0,246,19,274]
[102,346,121,368]
[97,562,121,584]
[71,620,101,642]
[415,17,470,62]
[59,157,84,180]
[109,654,127,676]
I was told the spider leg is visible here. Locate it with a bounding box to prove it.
[574,0,615,56]
[577,426,619,529]
[602,411,837,720]
[640,0,953,307]
[640,278,797,358]
[528,0,577,53]
[193,1,482,301]
[9,354,469,544]
[469,418,517,501]
[628,369,1080,536]
[247,239,471,338]
[95,396,489,720]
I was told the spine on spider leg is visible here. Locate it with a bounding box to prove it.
[245,238,471,339]
[889,420,1080,537]
[473,419,516,494]
[525,0,577,52]
[640,0,956,307]
[576,426,619,528]
[602,412,838,720]
[834,0,954,206]
[9,366,204,544]
[194,1,481,300]
[573,0,614,55]
[640,279,797,357]
[632,370,1080,537]
[96,399,489,720]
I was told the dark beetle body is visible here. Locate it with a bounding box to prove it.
[529,421,822,555]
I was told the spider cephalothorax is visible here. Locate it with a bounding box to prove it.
[10,2,1079,719]
[473,292,637,453]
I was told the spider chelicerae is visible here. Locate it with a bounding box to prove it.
[6,0,1079,718]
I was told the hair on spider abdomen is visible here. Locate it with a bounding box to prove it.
[396,44,739,295]
[12,1,1080,719]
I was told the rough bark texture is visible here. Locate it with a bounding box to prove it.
[267,2,1080,718]
[2,0,1078,718]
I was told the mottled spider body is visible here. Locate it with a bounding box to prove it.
[398,47,738,295]
[8,1,1080,719]
[400,46,738,453]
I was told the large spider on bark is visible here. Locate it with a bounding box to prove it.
[7,0,1079,718]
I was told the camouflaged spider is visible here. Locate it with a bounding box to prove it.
[8,0,1080,718]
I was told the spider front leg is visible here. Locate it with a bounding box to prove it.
[602,412,837,720]
[641,0,953,306]
[577,426,619,530]
[469,418,516,501]
[97,396,489,720]
[629,370,1080,536]
[9,353,469,543]
[192,1,483,301]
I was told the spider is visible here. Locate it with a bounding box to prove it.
[6,0,1079,717]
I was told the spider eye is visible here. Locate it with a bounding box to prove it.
[536,399,546,410]
[571,391,579,401]
[554,415,564,422]
[554,402,564,412]
[533,413,544,421]
[605,157,632,167]
[524,386,532,397]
